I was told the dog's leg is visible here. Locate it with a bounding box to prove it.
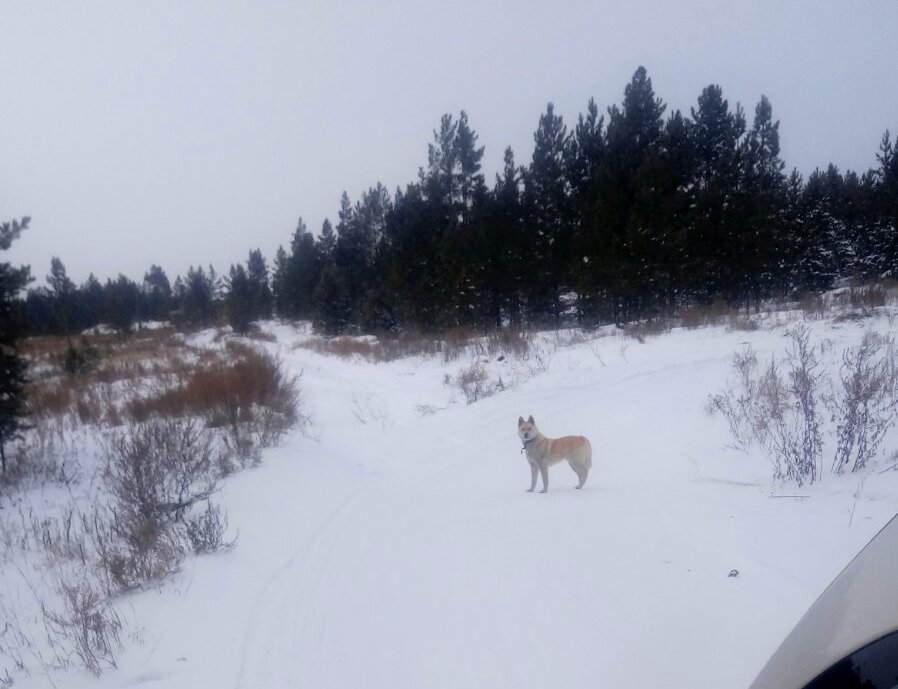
[539,462,549,493]
[527,461,538,492]
[569,460,586,489]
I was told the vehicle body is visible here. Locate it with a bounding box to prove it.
[749,514,898,689]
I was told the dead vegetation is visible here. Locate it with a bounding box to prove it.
[710,326,898,484]
[297,326,533,364]
[2,326,302,681]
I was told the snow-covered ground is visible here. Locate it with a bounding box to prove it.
[4,314,898,689]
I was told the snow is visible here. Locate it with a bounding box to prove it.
[5,315,898,689]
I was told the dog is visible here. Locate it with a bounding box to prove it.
[517,415,592,493]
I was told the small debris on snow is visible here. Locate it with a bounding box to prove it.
[728,569,739,578]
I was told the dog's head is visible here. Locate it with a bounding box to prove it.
[517,415,537,442]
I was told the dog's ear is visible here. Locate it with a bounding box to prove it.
[518,416,525,427]
[527,415,534,425]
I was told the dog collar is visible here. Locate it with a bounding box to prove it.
[521,437,536,453]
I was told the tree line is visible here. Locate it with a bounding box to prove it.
[13,67,898,338]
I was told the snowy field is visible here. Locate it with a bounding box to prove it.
[4,312,898,689]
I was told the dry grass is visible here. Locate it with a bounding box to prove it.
[125,341,301,460]
[621,319,671,343]
[128,342,297,424]
[298,327,532,364]
[797,292,826,319]
[680,299,740,329]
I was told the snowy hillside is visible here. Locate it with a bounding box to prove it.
[4,313,898,689]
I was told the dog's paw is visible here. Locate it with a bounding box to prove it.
[526,488,534,493]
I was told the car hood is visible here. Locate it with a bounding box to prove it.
[749,513,898,689]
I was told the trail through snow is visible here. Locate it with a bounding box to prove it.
[18,321,898,689]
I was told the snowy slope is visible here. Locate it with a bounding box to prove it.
[9,317,898,689]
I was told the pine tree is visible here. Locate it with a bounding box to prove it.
[522,102,570,323]
[454,111,487,223]
[332,187,389,325]
[105,274,141,335]
[184,266,215,325]
[567,98,607,320]
[319,219,336,262]
[143,265,172,321]
[80,274,105,329]
[476,146,523,326]
[740,95,786,303]
[587,67,667,321]
[0,217,32,474]
[425,114,460,207]
[314,262,352,335]
[381,182,444,329]
[225,263,254,334]
[47,256,76,335]
[246,249,273,320]
[792,166,843,291]
[875,131,898,275]
[685,83,747,302]
[272,246,289,317]
[284,217,322,319]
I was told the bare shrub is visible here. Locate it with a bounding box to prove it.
[849,283,888,311]
[680,299,736,329]
[302,336,378,360]
[680,304,708,329]
[784,327,824,483]
[727,313,759,332]
[707,347,759,453]
[25,379,74,420]
[101,418,219,590]
[709,326,823,485]
[74,387,104,425]
[622,319,671,343]
[40,575,122,676]
[485,328,532,358]
[127,344,301,456]
[450,361,501,404]
[183,501,235,555]
[828,333,898,474]
[0,426,82,490]
[0,596,33,681]
[797,292,825,319]
[243,325,277,342]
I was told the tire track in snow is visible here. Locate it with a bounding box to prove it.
[234,489,362,689]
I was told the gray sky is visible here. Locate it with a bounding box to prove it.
[2,1,897,285]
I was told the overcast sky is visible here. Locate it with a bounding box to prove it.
[2,1,897,285]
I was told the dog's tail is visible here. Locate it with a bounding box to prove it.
[584,438,593,469]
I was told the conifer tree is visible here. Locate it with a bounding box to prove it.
[105,274,141,335]
[0,217,32,474]
[81,273,105,329]
[875,131,898,274]
[477,146,524,326]
[590,66,667,321]
[272,246,289,318]
[183,266,215,325]
[143,265,172,321]
[686,84,747,302]
[740,96,786,303]
[47,257,76,335]
[225,263,254,334]
[319,219,336,261]
[522,102,570,323]
[246,249,272,320]
[284,218,322,319]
